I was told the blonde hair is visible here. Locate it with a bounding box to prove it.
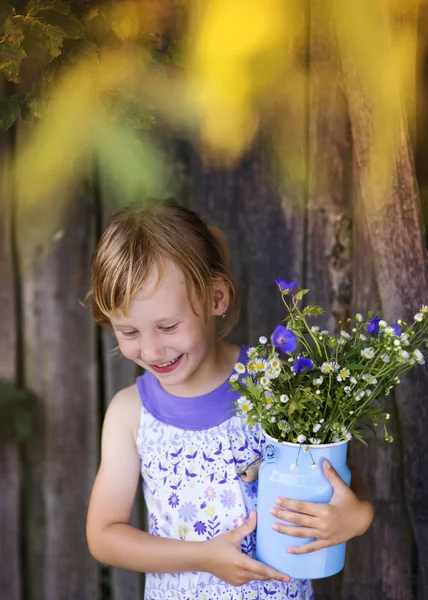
[89,200,239,338]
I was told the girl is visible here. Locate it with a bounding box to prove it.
[86,201,373,600]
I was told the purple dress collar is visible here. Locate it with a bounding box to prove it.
[136,346,248,430]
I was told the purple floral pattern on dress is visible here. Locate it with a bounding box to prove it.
[178,502,198,523]
[194,521,208,535]
[220,489,236,509]
[168,493,179,508]
[135,365,314,600]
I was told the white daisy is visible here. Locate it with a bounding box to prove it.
[414,312,423,322]
[297,434,306,444]
[235,362,246,374]
[280,394,289,403]
[270,358,281,370]
[259,336,268,344]
[229,373,239,383]
[361,348,375,359]
[237,397,253,412]
[413,349,425,364]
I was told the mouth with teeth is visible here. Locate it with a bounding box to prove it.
[150,354,183,374]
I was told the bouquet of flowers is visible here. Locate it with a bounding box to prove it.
[230,279,428,446]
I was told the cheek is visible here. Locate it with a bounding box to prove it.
[118,339,139,361]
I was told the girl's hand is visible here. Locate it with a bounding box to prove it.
[269,460,374,554]
[201,511,291,586]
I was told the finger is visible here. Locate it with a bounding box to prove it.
[286,539,327,554]
[272,522,318,539]
[275,497,325,517]
[241,555,290,583]
[322,460,349,492]
[270,507,317,528]
[233,510,257,542]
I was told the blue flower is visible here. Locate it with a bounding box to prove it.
[292,357,314,374]
[193,520,207,535]
[271,325,297,353]
[274,278,298,294]
[393,322,402,336]
[168,493,179,508]
[245,481,258,499]
[366,316,381,335]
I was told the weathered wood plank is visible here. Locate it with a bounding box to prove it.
[99,186,143,600]
[334,1,428,597]
[342,159,413,600]
[306,6,352,597]
[16,159,99,600]
[0,76,21,600]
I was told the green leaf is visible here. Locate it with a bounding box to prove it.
[0,93,24,129]
[3,15,25,44]
[0,39,26,82]
[23,91,46,119]
[26,0,69,17]
[21,17,64,66]
[59,38,99,64]
[40,10,83,39]
[0,1,13,28]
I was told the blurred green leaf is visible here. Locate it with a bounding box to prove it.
[0,40,26,82]
[0,379,35,441]
[0,93,24,129]
[4,15,25,44]
[21,17,64,67]
[27,0,69,17]
[40,10,84,39]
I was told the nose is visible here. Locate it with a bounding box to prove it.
[140,331,163,365]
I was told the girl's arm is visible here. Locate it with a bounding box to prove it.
[268,459,374,554]
[86,387,290,585]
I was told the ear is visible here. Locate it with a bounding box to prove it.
[212,278,230,317]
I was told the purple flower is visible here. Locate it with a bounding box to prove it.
[148,513,158,533]
[367,316,381,335]
[393,323,402,336]
[193,521,207,535]
[245,481,258,499]
[178,501,198,523]
[271,325,297,353]
[292,357,313,374]
[274,278,298,293]
[168,493,179,508]
[220,488,236,509]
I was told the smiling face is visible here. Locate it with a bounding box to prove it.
[110,260,228,394]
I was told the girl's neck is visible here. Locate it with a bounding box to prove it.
[160,340,241,398]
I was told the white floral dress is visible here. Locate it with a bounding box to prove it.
[136,347,314,600]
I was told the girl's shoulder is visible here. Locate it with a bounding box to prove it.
[105,384,142,442]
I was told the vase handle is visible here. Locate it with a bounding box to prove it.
[264,444,276,464]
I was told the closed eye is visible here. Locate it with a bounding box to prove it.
[159,324,179,333]
[121,330,138,338]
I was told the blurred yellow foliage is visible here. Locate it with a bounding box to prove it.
[4,0,423,228]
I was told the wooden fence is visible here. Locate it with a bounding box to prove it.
[1,7,428,600]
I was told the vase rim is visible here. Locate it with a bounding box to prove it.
[263,430,349,449]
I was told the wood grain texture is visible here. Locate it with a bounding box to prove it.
[334,1,427,597]
[0,76,21,600]
[16,166,99,600]
[99,182,143,600]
